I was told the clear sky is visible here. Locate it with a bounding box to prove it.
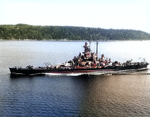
[0,0,150,33]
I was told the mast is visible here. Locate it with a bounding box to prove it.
[89,41,91,47]
[96,41,98,55]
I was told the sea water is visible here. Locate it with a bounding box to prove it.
[0,40,150,116]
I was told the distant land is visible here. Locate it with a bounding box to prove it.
[0,24,150,40]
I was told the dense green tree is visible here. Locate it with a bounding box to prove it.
[0,24,150,40]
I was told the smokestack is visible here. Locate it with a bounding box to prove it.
[96,41,98,55]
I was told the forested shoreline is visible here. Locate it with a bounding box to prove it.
[0,24,150,40]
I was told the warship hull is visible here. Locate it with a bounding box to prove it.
[9,64,148,76]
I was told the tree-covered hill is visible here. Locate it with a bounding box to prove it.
[0,24,150,40]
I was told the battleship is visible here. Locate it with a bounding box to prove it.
[9,42,149,76]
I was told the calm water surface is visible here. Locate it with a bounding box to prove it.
[1,40,150,116]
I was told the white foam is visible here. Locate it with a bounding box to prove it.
[45,73,83,76]
[45,71,107,76]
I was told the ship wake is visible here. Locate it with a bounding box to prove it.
[45,69,150,76]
